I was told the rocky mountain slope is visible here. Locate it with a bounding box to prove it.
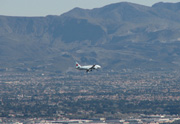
[0,2,180,73]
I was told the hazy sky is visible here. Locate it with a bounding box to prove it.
[0,0,179,17]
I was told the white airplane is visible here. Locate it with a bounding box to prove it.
[76,62,101,72]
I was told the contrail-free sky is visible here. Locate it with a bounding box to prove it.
[0,0,179,17]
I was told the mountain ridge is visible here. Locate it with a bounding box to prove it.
[0,2,180,73]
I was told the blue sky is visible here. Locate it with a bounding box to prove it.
[0,0,179,17]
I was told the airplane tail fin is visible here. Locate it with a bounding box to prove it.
[76,62,81,68]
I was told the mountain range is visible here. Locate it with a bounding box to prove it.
[0,2,180,73]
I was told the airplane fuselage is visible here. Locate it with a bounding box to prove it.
[76,62,101,72]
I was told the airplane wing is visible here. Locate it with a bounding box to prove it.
[86,65,96,72]
[89,65,96,70]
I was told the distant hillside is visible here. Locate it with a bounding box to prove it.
[0,2,180,73]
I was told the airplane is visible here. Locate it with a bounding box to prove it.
[76,62,101,72]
